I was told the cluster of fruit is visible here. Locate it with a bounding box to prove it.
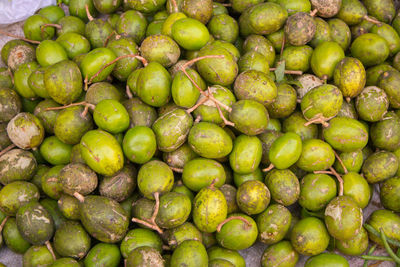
[1,0,400,266]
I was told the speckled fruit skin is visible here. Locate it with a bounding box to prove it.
[367,209,400,246]
[230,100,270,136]
[261,240,299,267]
[236,180,270,215]
[311,0,341,18]
[265,169,300,206]
[299,173,337,211]
[351,33,390,67]
[362,151,399,183]
[0,149,36,185]
[356,86,389,122]
[53,221,91,259]
[333,57,366,99]
[257,204,291,245]
[126,246,165,267]
[336,226,369,256]
[170,240,208,267]
[0,181,40,216]
[0,88,21,123]
[229,135,262,174]
[7,112,44,149]
[182,158,225,192]
[193,186,227,233]
[310,41,345,80]
[285,12,316,46]
[296,139,335,172]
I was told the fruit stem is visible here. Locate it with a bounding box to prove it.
[88,54,148,84]
[280,35,285,59]
[363,244,377,267]
[207,87,234,127]
[0,144,16,157]
[45,101,95,111]
[170,0,178,13]
[73,192,85,203]
[194,115,202,124]
[186,95,209,114]
[126,85,133,99]
[221,3,231,6]
[170,167,183,173]
[103,31,118,47]
[132,192,163,234]
[380,228,400,264]
[310,8,318,17]
[262,163,274,172]
[363,16,382,25]
[0,216,9,233]
[333,150,348,174]
[0,30,40,44]
[217,216,252,232]
[40,24,61,39]
[304,114,330,127]
[85,4,94,21]
[182,55,225,69]
[315,167,343,196]
[269,68,303,75]
[45,241,57,261]
[345,97,351,103]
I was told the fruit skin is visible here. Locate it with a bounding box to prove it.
[14,61,39,99]
[172,18,210,50]
[324,196,363,241]
[351,33,390,67]
[336,226,369,256]
[380,176,400,212]
[364,0,395,24]
[242,35,275,67]
[84,243,121,267]
[257,204,291,245]
[93,99,130,134]
[182,0,213,24]
[281,46,313,72]
[310,41,345,80]
[371,111,400,151]
[355,86,389,122]
[299,173,337,211]
[53,221,91,259]
[378,69,400,109]
[290,217,330,256]
[155,192,192,229]
[39,136,72,165]
[137,160,174,199]
[333,57,366,99]
[342,172,371,209]
[362,151,399,183]
[261,240,299,267]
[268,132,302,170]
[23,14,55,41]
[296,139,335,172]
[2,217,31,254]
[123,126,156,164]
[216,214,258,250]
[284,12,316,46]
[59,163,98,196]
[23,245,55,267]
[229,135,262,174]
[80,48,117,83]
[265,169,300,206]
[305,253,349,267]
[236,180,270,215]
[36,40,68,67]
[367,209,400,246]
[0,88,21,123]
[371,23,400,56]
[126,246,164,267]
[79,195,129,243]
[193,186,227,233]
[0,149,36,185]
[170,240,208,267]
[188,122,233,159]
[230,100,269,136]
[140,35,180,67]
[80,130,124,176]
[7,112,44,149]
[208,14,238,44]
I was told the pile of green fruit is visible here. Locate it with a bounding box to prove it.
[2,0,400,266]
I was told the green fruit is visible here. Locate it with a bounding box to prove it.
[380,176,400,212]
[282,112,318,141]
[42,165,64,200]
[305,253,349,267]
[120,228,162,258]
[364,0,395,24]
[28,68,49,99]
[371,112,400,151]
[7,113,44,149]
[137,160,174,199]
[56,33,91,59]
[23,14,55,41]
[362,151,398,183]
[282,45,313,72]
[277,0,311,15]
[334,150,363,174]
[2,217,31,254]
[156,192,191,228]
[371,23,400,56]
[126,246,164,267]
[115,10,148,44]
[265,169,300,206]
[172,18,210,50]
[23,245,55,267]
[79,195,129,243]
[140,35,180,67]
[366,63,395,86]
[261,240,299,267]
[58,194,80,220]
[170,240,208,267]
[238,51,269,74]
[123,126,156,164]
[80,48,117,83]
[355,86,389,122]
[93,0,122,13]
[336,226,369,256]
[14,61,39,99]
[233,70,277,105]
[310,18,332,48]
[99,164,136,202]
[333,57,366,99]
[290,217,330,256]
[367,209,400,246]
[162,12,187,36]
[257,204,291,244]
[208,14,238,44]
[0,149,36,185]
[85,19,113,49]
[124,98,158,128]
[93,99,129,134]
[229,135,262,174]
[216,214,258,250]
[233,169,263,187]
[40,198,67,229]
[182,158,225,192]
[188,122,233,159]
[69,0,97,22]
[236,180,270,215]
[285,12,316,46]
[325,196,363,240]
[242,35,275,67]
[378,69,400,109]
[80,130,124,176]
[59,163,98,196]
[342,172,371,209]
[39,136,72,165]
[310,41,345,80]
[172,68,204,108]
[53,221,91,259]
[16,201,54,244]
[57,16,86,36]
[86,82,122,105]
[328,18,351,51]
[36,40,68,67]
[84,243,121,267]
[230,100,269,136]
[350,33,390,67]
[33,100,61,135]
[268,132,302,170]
[125,0,165,13]
[50,258,80,267]
[193,185,227,232]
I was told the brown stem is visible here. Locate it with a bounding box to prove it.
[0,216,9,232]
[0,144,16,157]
[85,4,94,21]
[126,85,133,99]
[333,150,348,174]
[262,163,274,172]
[45,101,93,111]
[297,98,301,103]
[182,55,225,69]
[221,3,231,6]
[103,31,117,47]
[73,192,85,203]
[207,87,234,127]
[88,54,148,84]
[280,34,285,58]
[170,167,183,173]
[80,105,90,118]
[310,8,318,17]
[162,245,171,250]
[314,168,344,196]
[84,75,89,91]
[269,68,303,75]
[194,115,202,124]
[0,30,40,44]
[345,97,351,103]
[45,241,57,261]
[186,96,209,114]
[217,216,252,232]
[304,114,330,127]
[170,0,178,13]
[321,75,328,82]
[209,179,217,189]
[132,192,163,234]
[363,15,382,25]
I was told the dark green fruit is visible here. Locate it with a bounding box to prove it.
[0,181,40,216]
[85,19,113,49]
[126,246,164,267]
[299,173,337,211]
[0,149,36,185]
[2,217,31,254]
[380,176,400,212]
[50,258,80,267]
[99,164,136,202]
[0,88,21,124]
[59,163,97,196]
[40,198,67,230]
[364,0,395,24]
[53,221,91,259]
[378,69,400,109]
[362,151,398,183]
[329,18,351,51]
[155,192,191,228]
[58,194,80,220]
[125,0,165,14]
[123,98,158,128]
[16,201,54,245]
[42,165,64,200]
[34,100,61,134]
[69,0,97,22]
[208,14,238,44]
[282,112,318,141]
[351,33,390,67]
[163,143,198,169]
[84,243,121,267]
[182,0,213,24]
[86,82,122,105]
[170,240,208,267]
[243,35,275,67]
[261,240,299,267]
[310,18,332,48]
[236,180,270,215]
[79,195,129,243]
[265,169,300,206]
[290,217,330,256]
[370,112,400,151]
[115,10,147,44]
[23,245,55,267]
[257,204,291,245]
[120,228,162,258]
